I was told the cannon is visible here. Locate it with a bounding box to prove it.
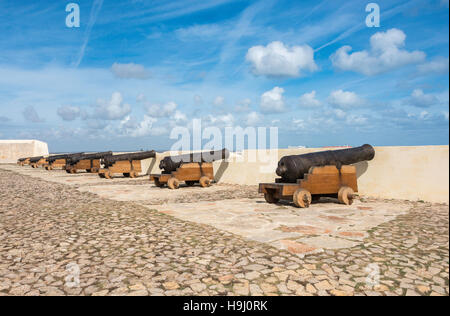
[259,145,375,207]
[98,150,156,179]
[150,149,229,189]
[44,153,85,170]
[29,156,46,168]
[159,149,230,173]
[276,144,375,183]
[65,151,113,174]
[17,157,30,166]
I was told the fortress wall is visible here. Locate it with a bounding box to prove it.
[0,140,49,163]
[147,146,448,204]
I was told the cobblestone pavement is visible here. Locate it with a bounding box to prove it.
[0,168,448,296]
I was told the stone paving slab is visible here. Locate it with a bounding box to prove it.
[141,199,407,256]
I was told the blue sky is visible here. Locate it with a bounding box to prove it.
[0,0,448,152]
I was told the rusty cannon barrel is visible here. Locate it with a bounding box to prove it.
[102,150,156,167]
[159,148,229,173]
[47,152,84,163]
[67,151,113,165]
[276,144,375,183]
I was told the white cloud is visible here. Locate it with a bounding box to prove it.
[333,109,346,119]
[22,105,45,123]
[146,101,177,117]
[404,89,439,108]
[292,118,306,130]
[331,28,426,75]
[260,87,286,113]
[173,110,187,123]
[119,115,138,130]
[298,90,321,107]
[246,111,261,126]
[417,57,449,74]
[57,105,81,121]
[246,41,318,78]
[205,113,234,127]
[119,115,168,137]
[95,92,131,120]
[328,90,363,109]
[111,62,150,79]
[130,115,158,137]
[213,96,225,106]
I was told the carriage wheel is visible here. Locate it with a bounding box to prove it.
[69,168,77,174]
[185,181,196,186]
[123,173,130,177]
[86,169,92,173]
[154,177,164,188]
[99,173,106,178]
[293,189,312,208]
[167,177,180,190]
[338,186,355,205]
[199,176,211,188]
[264,193,279,204]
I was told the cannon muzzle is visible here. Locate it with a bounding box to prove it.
[276,144,375,183]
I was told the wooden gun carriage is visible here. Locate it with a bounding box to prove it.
[65,152,112,174]
[43,153,84,170]
[149,149,228,189]
[17,157,30,166]
[66,159,101,174]
[259,165,358,208]
[29,156,47,168]
[150,162,214,189]
[44,158,67,170]
[98,151,155,179]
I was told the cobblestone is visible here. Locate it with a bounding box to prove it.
[0,168,448,296]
